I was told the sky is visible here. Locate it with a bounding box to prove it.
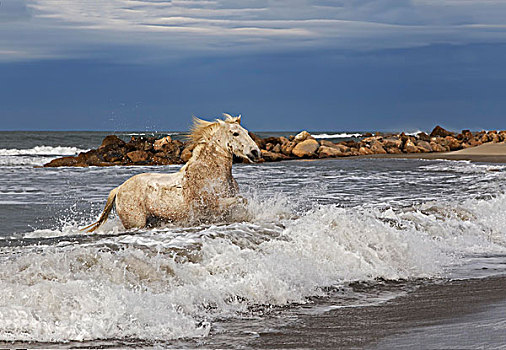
[1,0,506,132]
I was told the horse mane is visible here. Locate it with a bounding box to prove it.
[189,113,241,143]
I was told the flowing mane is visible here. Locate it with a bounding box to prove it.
[189,113,241,143]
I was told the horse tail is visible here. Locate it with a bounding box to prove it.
[81,187,119,233]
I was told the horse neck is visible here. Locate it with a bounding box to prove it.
[184,135,233,178]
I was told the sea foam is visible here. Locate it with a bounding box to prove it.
[2,189,505,343]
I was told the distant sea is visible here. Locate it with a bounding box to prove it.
[0,130,505,348]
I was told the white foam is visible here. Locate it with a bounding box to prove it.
[312,133,362,139]
[0,146,88,166]
[0,146,87,156]
[1,192,506,343]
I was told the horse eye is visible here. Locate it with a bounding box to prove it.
[233,132,240,137]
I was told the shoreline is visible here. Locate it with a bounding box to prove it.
[246,275,506,349]
[4,275,505,349]
[42,126,506,167]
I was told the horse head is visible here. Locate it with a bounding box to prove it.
[219,114,261,163]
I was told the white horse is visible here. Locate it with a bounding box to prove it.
[82,114,260,232]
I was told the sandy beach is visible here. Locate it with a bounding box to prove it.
[364,142,506,163]
[246,276,506,349]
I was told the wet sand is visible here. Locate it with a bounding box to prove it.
[248,276,506,349]
[364,142,506,163]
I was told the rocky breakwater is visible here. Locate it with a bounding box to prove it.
[44,135,185,167]
[43,126,506,167]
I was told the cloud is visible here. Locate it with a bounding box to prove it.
[0,0,506,61]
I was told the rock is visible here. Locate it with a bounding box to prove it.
[430,142,447,152]
[272,143,281,153]
[77,150,104,166]
[320,140,338,148]
[362,132,373,137]
[281,141,296,156]
[153,136,172,151]
[336,144,351,153]
[294,131,312,143]
[318,146,344,158]
[430,125,454,138]
[44,156,79,167]
[386,147,403,154]
[292,139,319,157]
[445,136,462,151]
[103,150,124,162]
[126,150,149,163]
[480,133,491,143]
[489,132,500,143]
[263,137,282,145]
[416,140,432,153]
[361,136,383,144]
[181,147,193,162]
[358,147,374,155]
[370,141,387,154]
[265,143,273,151]
[468,138,482,147]
[382,138,402,149]
[99,135,126,149]
[404,139,419,153]
[279,136,289,144]
[127,137,153,152]
[417,132,430,141]
[261,150,288,162]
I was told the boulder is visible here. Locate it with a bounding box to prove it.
[336,144,351,153]
[294,131,312,143]
[44,156,79,167]
[468,138,482,147]
[480,133,491,143]
[430,125,454,138]
[318,146,344,158]
[261,150,288,162]
[445,136,462,151]
[404,139,419,153]
[99,135,126,149]
[181,147,193,162]
[272,143,281,153]
[281,141,296,156]
[76,149,103,166]
[382,138,402,149]
[126,150,150,163]
[153,136,172,151]
[292,139,319,157]
[320,140,338,148]
[358,147,374,155]
[386,147,403,154]
[417,132,430,141]
[430,142,447,152]
[370,141,387,154]
[416,140,432,153]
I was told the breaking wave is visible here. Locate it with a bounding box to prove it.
[0,146,88,166]
[312,133,362,139]
[1,191,505,343]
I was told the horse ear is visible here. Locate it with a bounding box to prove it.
[236,115,241,124]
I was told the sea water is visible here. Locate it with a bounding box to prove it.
[0,131,505,346]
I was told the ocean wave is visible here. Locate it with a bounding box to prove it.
[0,146,88,166]
[312,133,362,139]
[0,146,87,157]
[404,130,424,136]
[1,191,505,343]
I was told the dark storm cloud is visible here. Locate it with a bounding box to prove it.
[0,0,505,61]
